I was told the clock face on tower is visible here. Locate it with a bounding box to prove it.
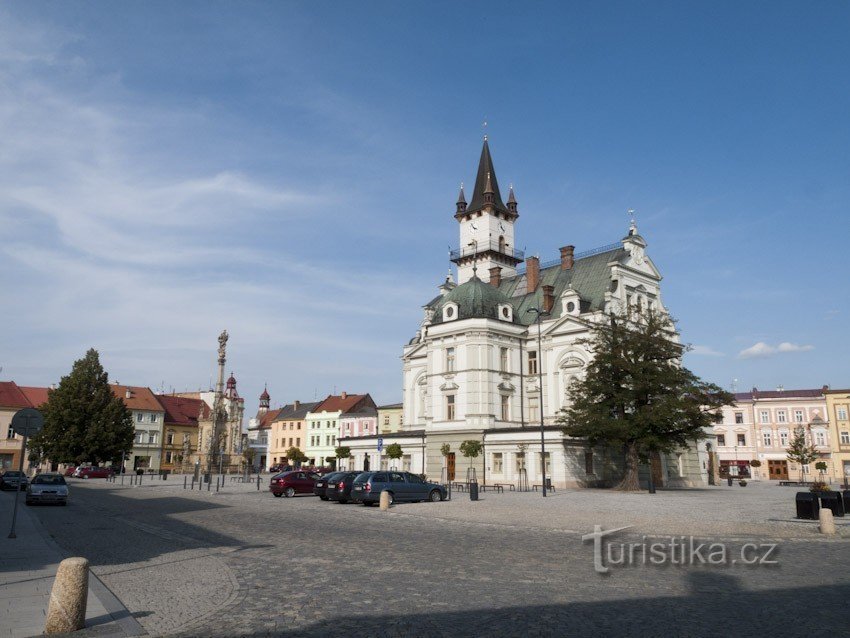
[498,222,506,232]
[470,222,478,231]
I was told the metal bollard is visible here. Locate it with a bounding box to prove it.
[207,478,210,491]
[184,476,187,490]
[256,475,260,491]
[215,477,220,493]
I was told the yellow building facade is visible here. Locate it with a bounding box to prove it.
[825,389,850,484]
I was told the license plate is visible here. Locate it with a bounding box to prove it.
[354,486,362,491]
[317,482,324,488]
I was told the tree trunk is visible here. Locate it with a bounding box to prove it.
[617,442,642,491]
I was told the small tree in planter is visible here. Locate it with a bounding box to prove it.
[385,443,403,470]
[787,427,818,483]
[286,446,307,469]
[749,459,761,480]
[815,461,828,481]
[440,443,451,481]
[460,440,483,483]
[335,446,351,471]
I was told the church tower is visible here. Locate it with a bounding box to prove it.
[258,386,270,414]
[451,138,523,284]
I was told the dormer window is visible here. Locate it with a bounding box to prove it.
[443,302,458,322]
[498,303,513,322]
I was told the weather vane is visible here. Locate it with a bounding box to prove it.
[482,117,488,141]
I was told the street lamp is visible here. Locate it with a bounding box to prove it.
[526,307,549,497]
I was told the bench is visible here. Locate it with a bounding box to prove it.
[480,484,504,493]
[532,484,556,492]
[492,483,515,492]
[450,482,467,492]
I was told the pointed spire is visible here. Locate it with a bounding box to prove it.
[455,182,467,215]
[467,139,507,214]
[507,183,517,213]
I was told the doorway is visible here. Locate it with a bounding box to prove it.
[447,452,456,482]
[768,460,789,480]
[364,455,370,471]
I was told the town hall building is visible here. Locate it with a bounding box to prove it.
[343,139,708,488]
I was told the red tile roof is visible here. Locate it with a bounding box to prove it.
[19,386,50,408]
[257,408,283,429]
[156,394,209,426]
[0,382,33,409]
[311,393,375,414]
[111,385,163,412]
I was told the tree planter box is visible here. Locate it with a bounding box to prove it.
[819,491,845,517]
[796,492,820,520]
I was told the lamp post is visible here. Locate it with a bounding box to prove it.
[526,307,549,497]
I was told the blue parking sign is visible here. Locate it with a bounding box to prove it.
[377,437,384,452]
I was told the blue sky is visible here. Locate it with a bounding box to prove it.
[1,2,848,413]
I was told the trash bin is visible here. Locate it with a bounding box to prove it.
[820,491,845,517]
[795,492,820,520]
[136,469,143,476]
[203,472,211,484]
[843,491,850,516]
[469,481,479,501]
[727,477,733,486]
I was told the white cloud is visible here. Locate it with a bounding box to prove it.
[689,345,724,357]
[738,342,814,360]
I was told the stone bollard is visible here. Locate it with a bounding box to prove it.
[379,490,390,511]
[819,507,837,535]
[44,557,89,634]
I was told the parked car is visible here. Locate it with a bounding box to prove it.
[269,470,321,498]
[74,466,115,479]
[26,473,69,506]
[0,470,28,491]
[313,472,345,500]
[351,471,446,506]
[269,464,292,474]
[326,471,361,504]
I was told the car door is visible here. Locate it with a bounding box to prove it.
[388,472,409,501]
[404,473,428,500]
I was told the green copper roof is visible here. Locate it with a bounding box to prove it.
[431,274,516,323]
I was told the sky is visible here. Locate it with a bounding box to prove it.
[2,2,849,415]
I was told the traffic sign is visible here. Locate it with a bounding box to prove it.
[377,437,384,452]
[11,408,44,437]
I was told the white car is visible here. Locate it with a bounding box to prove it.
[26,473,69,506]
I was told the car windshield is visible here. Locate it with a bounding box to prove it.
[4,471,23,477]
[33,475,66,485]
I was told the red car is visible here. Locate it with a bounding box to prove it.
[74,466,115,479]
[269,470,321,498]
[64,466,78,477]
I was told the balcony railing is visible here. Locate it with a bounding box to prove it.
[450,240,524,262]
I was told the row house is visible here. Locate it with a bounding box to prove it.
[113,384,167,472]
[0,382,48,471]
[306,393,376,468]
[377,403,404,434]
[156,394,208,474]
[714,387,832,481]
[824,389,850,482]
[267,400,318,469]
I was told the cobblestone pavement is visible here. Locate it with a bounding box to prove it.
[29,479,850,637]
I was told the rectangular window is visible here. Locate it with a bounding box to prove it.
[137,413,144,422]
[779,431,788,446]
[716,434,726,446]
[135,430,144,444]
[763,432,772,447]
[166,432,174,445]
[529,397,539,422]
[493,452,503,473]
[528,351,538,375]
[841,432,850,445]
[150,414,157,423]
[289,438,293,447]
[794,410,804,423]
[296,438,300,447]
[148,432,157,445]
[446,347,455,372]
[542,452,551,474]
[759,410,769,424]
[585,451,594,475]
[777,411,787,423]
[501,395,510,421]
[165,451,173,463]
[734,412,744,424]
[838,407,848,421]
[446,395,456,420]
[816,432,826,446]
[516,452,525,472]
[402,455,411,471]
[6,427,14,439]
[736,434,746,446]
[383,415,390,426]
[500,347,509,373]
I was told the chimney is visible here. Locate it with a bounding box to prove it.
[294,400,300,410]
[489,266,502,287]
[125,388,132,399]
[560,245,575,270]
[542,285,555,314]
[822,385,830,393]
[526,256,540,292]
[341,391,347,400]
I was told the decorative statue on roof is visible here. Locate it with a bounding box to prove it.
[218,330,228,363]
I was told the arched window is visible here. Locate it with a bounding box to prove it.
[498,235,506,253]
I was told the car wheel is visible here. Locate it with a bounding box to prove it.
[338,499,348,504]
[284,487,295,498]
[60,501,67,506]
[273,492,283,498]
[386,492,394,506]
[429,489,442,502]
[25,500,32,506]
[83,475,89,479]
[320,496,328,501]
[363,501,374,506]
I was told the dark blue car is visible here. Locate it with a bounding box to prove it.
[351,471,446,506]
